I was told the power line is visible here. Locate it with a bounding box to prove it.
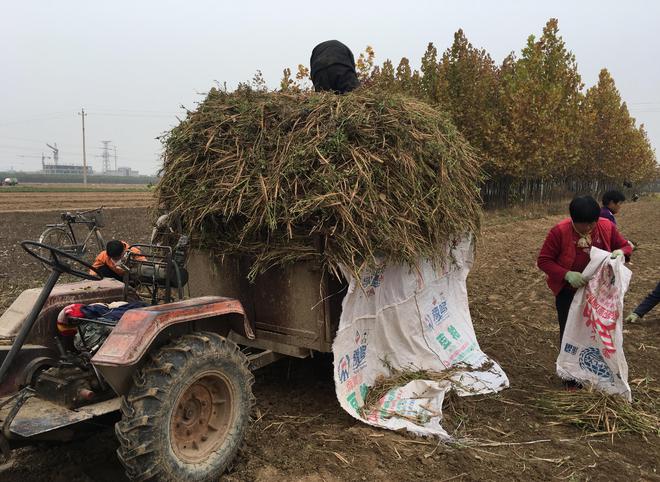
[0,135,49,145]
[0,146,153,161]
[86,112,180,118]
[85,107,183,114]
[0,144,50,151]
[0,146,81,156]
[0,112,73,126]
[0,109,183,127]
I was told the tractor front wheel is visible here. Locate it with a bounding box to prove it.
[115,332,254,481]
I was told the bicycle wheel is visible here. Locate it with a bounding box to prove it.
[38,227,75,255]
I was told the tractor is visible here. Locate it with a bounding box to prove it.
[0,221,346,480]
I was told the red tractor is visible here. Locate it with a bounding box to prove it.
[0,233,344,480]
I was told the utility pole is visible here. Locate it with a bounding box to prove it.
[78,108,88,185]
[114,145,117,171]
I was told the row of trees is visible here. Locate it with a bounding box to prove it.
[281,19,657,186]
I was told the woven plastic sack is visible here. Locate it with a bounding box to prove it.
[332,237,509,437]
[557,247,632,400]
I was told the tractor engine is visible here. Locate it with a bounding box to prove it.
[28,313,117,409]
[33,364,106,409]
[12,226,192,412]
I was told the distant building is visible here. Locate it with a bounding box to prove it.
[42,163,93,175]
[41,144,93,175]
[104,166,140,177]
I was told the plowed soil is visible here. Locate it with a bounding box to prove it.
[1,198,658,482]
[0,185,152,212]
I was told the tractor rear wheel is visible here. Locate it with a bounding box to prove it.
[115,332,254,481]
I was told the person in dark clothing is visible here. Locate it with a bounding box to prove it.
[625,281,660,322]
[600,189,637,250]
[600,190,626,225]
[310,40,360,94]
[537,196,632,346]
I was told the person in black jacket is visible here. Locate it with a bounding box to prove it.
[626,281,660,322]
[310,40,360,94]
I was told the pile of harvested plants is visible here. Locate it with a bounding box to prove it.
[360,361,491,422]
[157,87,482,279]
[536,385,660,437]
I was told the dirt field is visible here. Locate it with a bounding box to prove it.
[0,184,153,212]
[0,198,658,481]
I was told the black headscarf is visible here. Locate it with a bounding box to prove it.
[310,40,360,94]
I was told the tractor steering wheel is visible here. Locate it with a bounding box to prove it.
[21,241,103,281]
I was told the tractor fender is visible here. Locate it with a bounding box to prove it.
[91,296,254,395]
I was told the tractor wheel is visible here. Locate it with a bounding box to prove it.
[115,332,254,481]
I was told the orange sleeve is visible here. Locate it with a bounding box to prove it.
[90,251,107,275]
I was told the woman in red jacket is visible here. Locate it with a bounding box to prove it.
[537,196,632,347]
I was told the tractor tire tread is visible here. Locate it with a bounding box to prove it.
[115,332,253,481]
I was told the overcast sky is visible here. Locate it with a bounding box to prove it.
[1,0,658,175]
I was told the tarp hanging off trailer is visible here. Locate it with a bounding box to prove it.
[332,238,509,437]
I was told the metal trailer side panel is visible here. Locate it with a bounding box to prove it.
[187,250,344,353]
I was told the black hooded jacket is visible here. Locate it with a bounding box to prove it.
[310,40,360,94]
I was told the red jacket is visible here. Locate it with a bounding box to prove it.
[537,218,631,296]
